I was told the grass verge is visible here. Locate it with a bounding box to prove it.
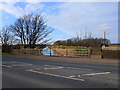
[0,52,10,55]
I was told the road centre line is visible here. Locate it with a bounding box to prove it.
[3,61,33,65]
[44,65,63,67]
[14,62,33,65]
[44,67,64,70]
[67,67,80,69]
[44,65,91,70]
[11,64,32,66]
[67,67,91,70]
[26,69,85,82]
[44,65,54,66]
[78,72,110,77]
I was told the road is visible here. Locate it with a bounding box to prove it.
[2,55,119,88]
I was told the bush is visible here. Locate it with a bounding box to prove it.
[2,45,12,53]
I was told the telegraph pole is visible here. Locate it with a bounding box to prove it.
[104,31,106,45]
[102,31,106,50]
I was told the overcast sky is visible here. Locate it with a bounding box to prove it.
[0,0,119,43]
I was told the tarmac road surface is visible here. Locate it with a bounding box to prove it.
[2,55,119,88]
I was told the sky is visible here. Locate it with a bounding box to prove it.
[0,0,119,43]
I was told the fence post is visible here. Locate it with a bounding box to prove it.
[38,49,40,55]
[80,48,81,56]
[50,49,51,56]
[66,49,68,57]
[88,48,89,58]
[89,48,91,58]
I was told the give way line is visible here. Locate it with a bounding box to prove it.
[26,69,85,82]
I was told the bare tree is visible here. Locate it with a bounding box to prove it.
[0,26,15,53]
[10,13,53,48]
[1,27,13,45]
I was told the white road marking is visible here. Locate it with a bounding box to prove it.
[11,64,25,66]
[26,69,34,71]
[67,67,91,70]
[67,67,80,69]
[44,67,63,70]
[44,65,91,71]
[78,72,110,77]
[44,65,54,66]
[3,61,23,64]
[2,65,12,68]
[26,69,84,81]
[69,75,75,78]
[3,61,33,65]
[36,68,41,70]
[11,64,32,67]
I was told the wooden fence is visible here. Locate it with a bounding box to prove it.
[11,48,91,58]
[52,48,91,57]
[11,49,43,55]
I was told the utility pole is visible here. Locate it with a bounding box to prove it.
[102,31,106,50]
[104,31,106,45]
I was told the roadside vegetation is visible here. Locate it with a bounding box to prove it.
[0,52,10,55]
[1,10,119,56]
[53,32,110,48]
[1,11,53,53]
[53,45,88,49]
